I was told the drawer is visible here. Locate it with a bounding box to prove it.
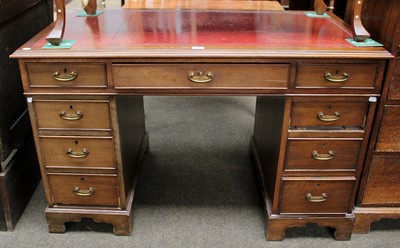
[296,64,378,89]
[285,139,361,170]
[290,98,369,127]
[376,105,400,152]
[33,100,111,130]
[362,156,400,205]
[279,178,355,213]
[388,58,400,100]
[47,173,119,207]
[112,64,289,89]
[26,62,107,88]
[40,136,115,169]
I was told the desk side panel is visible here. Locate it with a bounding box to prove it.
[115,96,146,200]
[253,96,286,204]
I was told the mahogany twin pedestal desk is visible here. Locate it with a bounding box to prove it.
[11,8,392,240]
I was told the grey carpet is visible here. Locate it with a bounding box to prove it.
[1,96,399,247]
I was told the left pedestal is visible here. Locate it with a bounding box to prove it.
[25,95,147,235]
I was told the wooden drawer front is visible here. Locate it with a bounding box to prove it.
[291,99,368,127]
[285,139,361,170]
[376,105,400,152]
[26,63,107,88]
[48,174,119,207]
[34,100,111,130]
[362,156,400,205]
[280,178,355,213]
[388,58,400,100]
[41,136,115,169]
[112,64,289,89]
[296,64,378,89]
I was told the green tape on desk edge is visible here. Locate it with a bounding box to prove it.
[304,11,330,18]
[77,10,103,17]
[346,38,383,47]
[42,40,77,49]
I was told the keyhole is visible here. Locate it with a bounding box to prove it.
[199,69,203,76]
[328,105,332,111]
[335,69,339,74]
[75,140,79,145]
[64,68,67,73]
[322,143,327,148]
[69,105,73,110]
[81,178,85,183]
[317,184,320,188]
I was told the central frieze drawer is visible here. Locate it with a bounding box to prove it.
[33,100,111,130]
[296,64,378,89]
[25,62,107,88]
[285,139,362,170]
[290,98,369,127]
[40,136,115,169]
[112,64,289,88]
[47,173,119,207]
[279,178,355,213]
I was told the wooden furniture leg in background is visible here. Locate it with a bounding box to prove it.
[82,0,98,15]
[314,0,369,42]
[347,0,370,42]
[46,0,66,46]
[314,0,335,15]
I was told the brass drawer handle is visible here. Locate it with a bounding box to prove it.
[53,71,77,82]
[306,193,328,203]
[317,111,340,122]
[60,111,83,121]
[66,148,89,158]
[188,69,214,83]
[73,187,95,196]
[312,150,334,161]
[324,72,349,82]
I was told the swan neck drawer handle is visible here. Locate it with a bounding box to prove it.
[324,72,349,82]
[53,71,77,82]
[306,193,328,203]
[317,112,340,122]
[60,111,83,121]
[66,148,89,158]
[312,150,334,161]
[188,69,214,83]
[73,187,95,196]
